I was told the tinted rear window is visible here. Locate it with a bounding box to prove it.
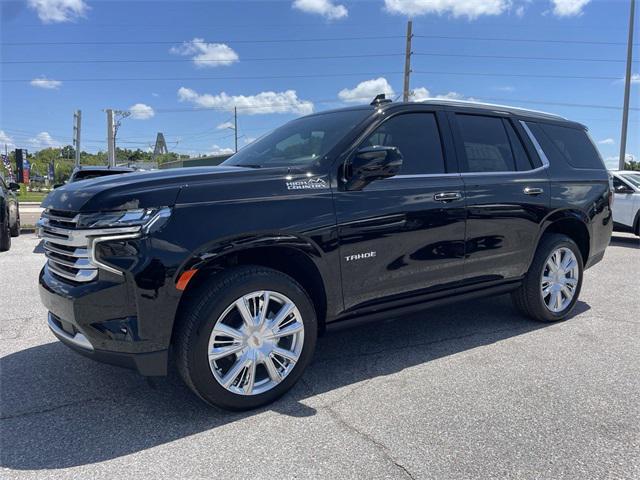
[528,122,603,170]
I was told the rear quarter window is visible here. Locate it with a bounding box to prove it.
[527,122,604,170]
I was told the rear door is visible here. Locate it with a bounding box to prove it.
[449,112,550,283]
[334,108,466,310]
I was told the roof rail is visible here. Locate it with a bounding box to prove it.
[417,98,567,120]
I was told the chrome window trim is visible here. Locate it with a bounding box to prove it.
[520,120,551,168]
[393,173,462,179]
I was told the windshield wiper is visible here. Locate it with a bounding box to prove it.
[237,164,262,169]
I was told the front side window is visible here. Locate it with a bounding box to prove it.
[456,114,517,173]
[362,112,445,175]
[224,109,371,168]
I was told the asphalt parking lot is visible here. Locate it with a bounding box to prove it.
[1,233,638,479]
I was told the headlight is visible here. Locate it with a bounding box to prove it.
[76,207,171,230]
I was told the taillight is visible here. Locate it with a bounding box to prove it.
[608,176,614,207]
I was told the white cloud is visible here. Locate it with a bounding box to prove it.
[384,0,509,19]
[598,138,615,145]
[409,87,431,101]
[30,77,62,89]
[0,130,16,150]
[631,73,640,84]
[410,87,471,102]
[178,87,314,115]
[210,145,235,155]
[244,137,257,145]
[129,103,155,120]
[216,121,234,130]
[151,92,160,97]
[170,38,239,68]
[292,0,348,20]
[27,0,88,23]
[493,85,515,92]
[28,132,60,149]
[550,0,590,17]
[338,77,395,104]
[605,153,636,169]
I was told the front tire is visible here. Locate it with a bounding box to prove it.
[512,234,583,322]
[175,266,317,410]
[0,211,11,252]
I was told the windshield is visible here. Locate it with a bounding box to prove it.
[223,109,371,168]
[621,174,640,189]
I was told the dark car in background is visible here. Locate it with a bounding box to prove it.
[1,176,21,251]
[66,165,137,184]
[38,97,612,410]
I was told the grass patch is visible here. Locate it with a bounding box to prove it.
[17,191,49,203]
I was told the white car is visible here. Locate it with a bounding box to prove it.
[610,170,640,236]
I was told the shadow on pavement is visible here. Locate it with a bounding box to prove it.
[610,235,639,249]
[0,295,590,471]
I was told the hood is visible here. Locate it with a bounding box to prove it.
[41,166,260,212]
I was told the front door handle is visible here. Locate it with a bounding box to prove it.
[434,192,462,202]
[523,187,544,196]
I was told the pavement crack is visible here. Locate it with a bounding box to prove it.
[0,396,114,420]
[324,405,415,480]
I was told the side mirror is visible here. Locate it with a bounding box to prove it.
[8,182,20,191]
[346,145,403,190]
[615,184,633,194]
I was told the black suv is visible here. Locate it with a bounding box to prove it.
[39,98,612,410]
[1,175,21,251]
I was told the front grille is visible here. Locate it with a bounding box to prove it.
[41,210,98,283]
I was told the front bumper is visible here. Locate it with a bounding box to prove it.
[39,260,177,376]
[48,312,167,375]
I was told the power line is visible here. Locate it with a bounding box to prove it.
[414,34,639,46]
[2,35,404,47]
[414,52,638,64]
[2,71,404,83]
[1,53,405,65]
[5,33,636,47]
[3,69,623,84]
[412,70,621,81]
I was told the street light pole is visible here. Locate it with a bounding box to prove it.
[619,0,635,171]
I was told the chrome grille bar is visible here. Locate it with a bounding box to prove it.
[40,210,140,283]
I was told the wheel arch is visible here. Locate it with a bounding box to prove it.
[535,210,591,265]
[172,235,331,338]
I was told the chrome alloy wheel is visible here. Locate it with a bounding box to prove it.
[541,247,579,313]
[207,291,305,396]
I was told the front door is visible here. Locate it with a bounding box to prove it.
[334,110,466,311]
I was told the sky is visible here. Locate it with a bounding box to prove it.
[0,0,638,168]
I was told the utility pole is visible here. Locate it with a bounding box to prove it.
[73,110,81,167]
[619,0,635,171]
[402,20,413,102]
[234,107,238,153]
[106,109,115,166]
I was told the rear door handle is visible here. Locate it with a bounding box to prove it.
[523,187,544,196]
[434,192,462,202]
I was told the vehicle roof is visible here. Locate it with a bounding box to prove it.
[308,99,583,127]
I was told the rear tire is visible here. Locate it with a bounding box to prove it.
[512,234,583,322]
[10,213,20,237]
[175,266,317,410]
[0,210,11,252]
